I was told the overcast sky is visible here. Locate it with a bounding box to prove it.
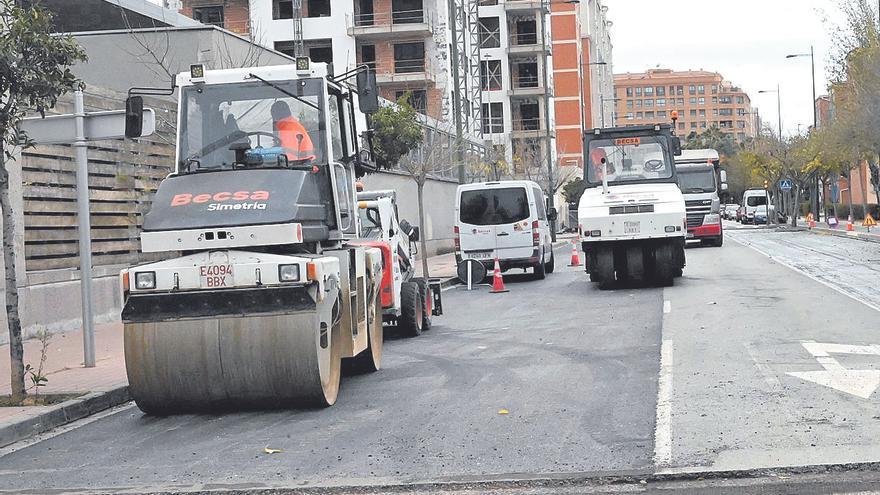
[605,0,844,137]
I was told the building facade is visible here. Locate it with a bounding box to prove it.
[614,69,756,144]
[550,0,613,170]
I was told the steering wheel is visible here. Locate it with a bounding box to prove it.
[237,131,280,149]
[644,159,664,172]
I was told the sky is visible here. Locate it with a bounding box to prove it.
[605,0,845,137]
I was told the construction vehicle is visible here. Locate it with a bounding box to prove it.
[356,189,442,336]
[578,124,687,288]
[675,149,727,247]
[119,61,388,413]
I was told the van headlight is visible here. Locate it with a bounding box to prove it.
[134,271,156,290]
[278,264,301,282]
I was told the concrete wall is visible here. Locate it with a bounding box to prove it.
[363,171,459,257]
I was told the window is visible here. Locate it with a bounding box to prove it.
[274,40,296,57]
[737,120,747,129]
[737,108,746,116]
[626,100,634,109]
[698,85,705,94]
[698,97,705,105]
[394,42,425,73]
[711,84,718,94]
[711,97,718,104]
[479,0,498,4]
[644,86,654,96]
[700,122,707,128]
[514,62,538,88]
[481,60,502,90]
[273,0,293,19]
[328,93,344,159]
[306,0,331,17]
[392,0,424,23]
[645,111,655,119]
[690,109,697,116]
[719,96,732,104]
[307,41,333,75]
[689,97,696,104]
[479,17,501,48]
[635,100,642,108]
[635,87,642,96]
[656,86,666,96]
[712,109,719,116]
[677,98,684,105]
[626,87,633,97]
[691,122,697,129]
[644,99,653,107]
[360,44,376,70]
[395,90,427,114]
[626,112,633,120]
[656,98,666,106]
[193,6,223,26]
[736,96,745,104]
[482,102,504,133]
[699,109,705,117]
[636,111,643,118]
[678,122,685,130]
[515,101,540,130]
[669,85,676,94]
[689,85,696,95]
[719,108,733,116]
[657,111,667,118]
[459,188,530,226]
[677,85,684,95]
[513,19,538,45]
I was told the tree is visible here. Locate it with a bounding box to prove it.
[562,178,586,207]
[683,126,739,157]
[371,95,424,170]
[0,1,87,400]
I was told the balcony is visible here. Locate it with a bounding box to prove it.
[511,117,546,139]
[508,74,546,97]
[346,9,434,40]
[504,0,545,13]
[375,58,435,86]
[507,32,546,55]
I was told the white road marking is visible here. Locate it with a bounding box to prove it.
[787,341,880,399]
[727,234,880,314]
[663,300,671,314]
[0,402,136,459]
[654,338,674,467]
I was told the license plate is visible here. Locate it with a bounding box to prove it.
[624,221,640,234]
[686,232,695,239]
[467,251,493,260]
[199,264,234,288]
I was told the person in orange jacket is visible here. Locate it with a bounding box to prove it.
[589,147,615,180]
[271,100,316,162]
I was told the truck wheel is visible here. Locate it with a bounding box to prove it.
[533,253,546,280]
[413,278,432,331]
[653,244,675,287]
[596,246,615,289]
[545,249,555,273]
[398,281,423,337]
[703,234,723,247]
[345,293,383,374]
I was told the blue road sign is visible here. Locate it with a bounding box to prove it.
[779,179,793,191]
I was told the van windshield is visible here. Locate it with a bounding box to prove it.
[746,195,767,206]
[460,188,529,225]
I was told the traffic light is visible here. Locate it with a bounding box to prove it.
[763,180,769,189]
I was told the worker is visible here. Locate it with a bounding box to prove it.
[271,101,316,161]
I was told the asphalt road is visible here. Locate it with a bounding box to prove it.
[3,229,880,494]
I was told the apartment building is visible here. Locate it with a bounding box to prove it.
[477,0,556,174]
[550,0,613,170]
[614,69,756,144]
[177,0,480,134]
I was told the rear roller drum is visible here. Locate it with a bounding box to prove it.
[652,244,675,287]
[595,246,616,290]
[625,245,645,281]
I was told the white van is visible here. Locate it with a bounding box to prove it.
[741,188,770,224]
[455,181,556,279]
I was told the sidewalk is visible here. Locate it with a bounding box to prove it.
[795,216,880,243]
[0,250,461,447]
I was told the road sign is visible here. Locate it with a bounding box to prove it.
[779,179,793,191]
[864,214,877,230]
[18,108,156,144]
[830,180,841,203]
[787,342,880,399]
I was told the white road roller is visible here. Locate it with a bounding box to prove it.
[119,61,386,413]
[578,124,687,288]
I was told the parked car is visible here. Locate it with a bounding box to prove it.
[455,180,557,279]
[722,203,740,220]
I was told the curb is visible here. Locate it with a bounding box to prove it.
[441,239,575,287]
[785,224,880,244]
[0,385,130,448]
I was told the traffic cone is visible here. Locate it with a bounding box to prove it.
[489,258,508,294]
[847,215,855,232]
[568,240,581,266]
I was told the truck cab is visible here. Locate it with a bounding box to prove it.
[675,149,726,247]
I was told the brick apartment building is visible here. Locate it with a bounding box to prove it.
[614,69,757,144]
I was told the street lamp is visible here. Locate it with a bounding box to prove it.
[599,96,620,128]
[758,85,782,141]
[786,46,820,221]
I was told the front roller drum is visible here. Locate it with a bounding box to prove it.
[124,311,342,414]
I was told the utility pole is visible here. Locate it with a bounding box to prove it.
[540,0,556,240]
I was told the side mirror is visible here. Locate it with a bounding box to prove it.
[721,183,729,192]
[547,208,558,222]
[671,136,682,156]
[399,218,413,236]
[125,96,144,138]
[409,226,420,242]
[356,68,380,115]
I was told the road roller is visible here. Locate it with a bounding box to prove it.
[119,60,386,414]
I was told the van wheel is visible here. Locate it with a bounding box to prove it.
[413,278,432,331]
[544,249,555,273]
[398,281,423,337]
[533,253,546,280]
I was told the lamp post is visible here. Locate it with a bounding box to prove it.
[786,46,820,221]
[758,86,782,141]
[599,96,620,128]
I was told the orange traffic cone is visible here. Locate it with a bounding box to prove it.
[847,215,855,232]
[568,240,581,266]
[489,258,508,293]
